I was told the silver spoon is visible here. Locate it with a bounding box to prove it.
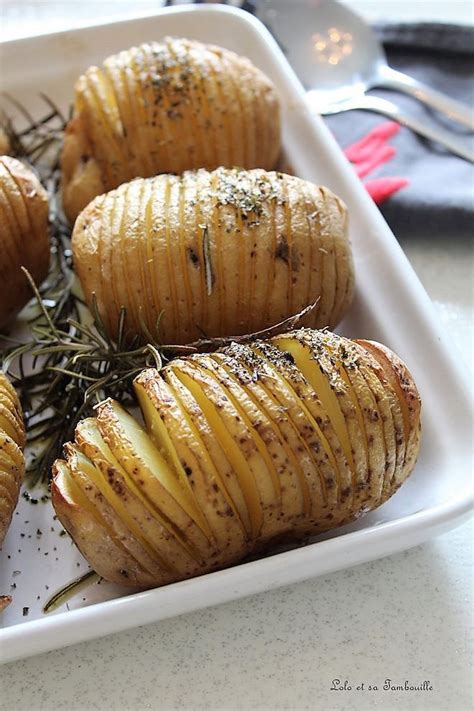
[255,0,474,160]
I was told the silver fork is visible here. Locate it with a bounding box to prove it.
[309,93,474,163]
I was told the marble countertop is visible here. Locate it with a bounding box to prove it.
[1,2,472,710]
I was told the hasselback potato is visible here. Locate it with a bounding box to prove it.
[0,156,49,329]
[52,328,421,588]
[72,168,354,345]
[61,37,281,222]
[0,373,25,611]
[0,373,25,547]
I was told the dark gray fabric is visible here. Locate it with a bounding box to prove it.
[374,22,474,55]
[325,23,474,239]
[325,24,474,239]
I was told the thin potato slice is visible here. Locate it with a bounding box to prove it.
[313,346,371,510]
[0,394,23,437]
[159,368,253,538]
[66,444,175,579]
[255,340,353,522]
[329,340,388,508]
[0,378,22,414]
[74,419,205,570]
[204,353,306,526]
[344,342,398,503]
[0,457,22,499]
[96,400,215,556]
[356,340,422,482]
[0,479,14,509]
[355,346,407,489]
[52,461,159,587]
[195,355,283,504]
[0,402,24,448]
[0,430,24,470]
[211,345,312,519]
[169,359,283,540]
[0,157,49,328]
[134,371,249,562]
[249,342,337,522]
[0,373,25,555]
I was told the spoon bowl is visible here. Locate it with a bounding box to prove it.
[259,0,383,99]
[256,0,474,129]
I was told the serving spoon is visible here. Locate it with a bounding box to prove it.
[255,0,474,161]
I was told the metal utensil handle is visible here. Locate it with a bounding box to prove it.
[377,65,474,131]
[354,95,474,163]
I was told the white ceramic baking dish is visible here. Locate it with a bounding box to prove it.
[0,4,472,664]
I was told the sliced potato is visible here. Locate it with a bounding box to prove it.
[203,353,306,526]
[159,367,253,539]
[74,419,205,572]
[169,358,283,541]
[61,37,281,221]
[72,168,354,345]
[0,373,25,552]
[134,370,249,563]
[0,156,49,329]
[51,461,159,588]
[52,329,421,588]
[95,400,215,557]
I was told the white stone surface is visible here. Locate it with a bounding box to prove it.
[1,519,472,710]
[0,2,472,709]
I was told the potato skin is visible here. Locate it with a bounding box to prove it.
[51,329,421,588]
[61,37,281,222]
[0,372,25,550]
[72,168,354,345]
[0,129,10,156]
[0,156,49,329]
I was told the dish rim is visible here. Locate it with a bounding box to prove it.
[0,3,472,663]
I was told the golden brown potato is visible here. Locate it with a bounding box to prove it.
[0,129,10,156]
[0,372,25,553]
[51,328,421,588]
[61,37,281,222]
[72,168,354,345]
[0,156,49,329]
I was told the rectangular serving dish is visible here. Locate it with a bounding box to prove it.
[0,5,472,664]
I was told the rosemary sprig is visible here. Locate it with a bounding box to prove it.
[201,224,214,296]
[1,279,170,486]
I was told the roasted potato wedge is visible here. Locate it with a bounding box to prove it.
[52,329,421,588]
[0,156,49,329]
[72,168,354,344]
[61,37,281,222]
